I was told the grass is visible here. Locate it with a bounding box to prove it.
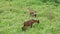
[0,0,60,34]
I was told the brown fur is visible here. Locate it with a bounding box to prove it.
[22,19,39,31]
[28,8,37,17]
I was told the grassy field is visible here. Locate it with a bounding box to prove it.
[0,0,60,34]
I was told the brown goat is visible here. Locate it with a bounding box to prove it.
[22,19,39,31]
[28,8,37,17]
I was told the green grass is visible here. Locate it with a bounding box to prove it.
[0,0,60,34]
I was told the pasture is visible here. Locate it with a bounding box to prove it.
[0,0,60,34]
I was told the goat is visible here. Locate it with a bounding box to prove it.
[28,8,37,17]
[22,19,39,31]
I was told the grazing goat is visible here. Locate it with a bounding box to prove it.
[28,8,37,17]
[22,19,39,31]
